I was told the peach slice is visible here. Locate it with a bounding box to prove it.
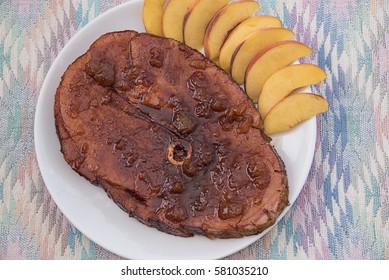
[258,64,327,119]
[264,93,328,135]
[163,0,197,41]
[230,28,295,84]
[204,0,260,62]
[183,0,230,51]
[219,16,282,73]
[244,40,312,102]
[142,0,166,36]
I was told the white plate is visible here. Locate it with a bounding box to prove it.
[34,0,316,260]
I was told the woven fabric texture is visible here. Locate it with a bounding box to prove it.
[0,0,388,259]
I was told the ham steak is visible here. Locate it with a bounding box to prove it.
[54,31,288,238]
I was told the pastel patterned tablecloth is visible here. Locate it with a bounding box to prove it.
[0,0,388,259]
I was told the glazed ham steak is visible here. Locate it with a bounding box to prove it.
[54,31,288,238]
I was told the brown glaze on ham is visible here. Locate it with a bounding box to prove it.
[54,31,288,238]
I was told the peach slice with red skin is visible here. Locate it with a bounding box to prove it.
[230,28,295,84]
[204,0,260,62]
[244,40,312,102]
[163,0,197,41]
[183,0,230,51]
[219,16,283,73]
